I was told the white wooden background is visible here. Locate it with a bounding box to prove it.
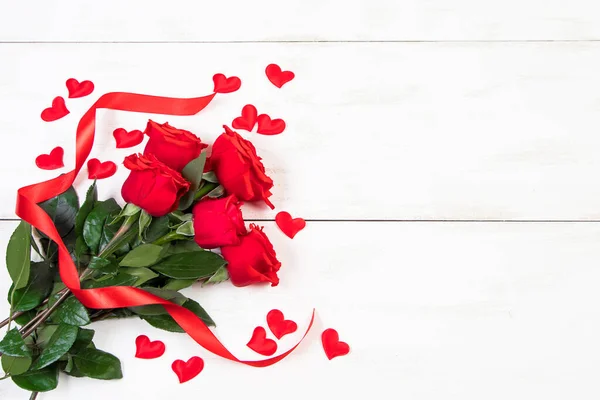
[2,1,600,399]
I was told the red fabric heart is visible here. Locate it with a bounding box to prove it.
[257,114,285,135]
[87,158,117,179]
[275,211,306,239]
[66,78,95,98]
[171,356,204,383]
[247,327,277,356]
[35,146,64,170]
[232,104,258,131]
[321,328,350,360]
[265,64,295,88]
[267,309,298,339]
[213,73,241,93]
[135,335,165,359]
[113,128,144,148]
[41,96,69,122]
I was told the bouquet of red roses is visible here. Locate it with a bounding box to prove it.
[0,120,283,398]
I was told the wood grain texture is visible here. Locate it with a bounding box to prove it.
[1,0,600,42]
[1,220,600,398]
[1,43,600,220]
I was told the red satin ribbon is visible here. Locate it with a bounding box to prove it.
[16,91,314,367]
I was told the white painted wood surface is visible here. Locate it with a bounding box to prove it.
[2,43,600,220]
[2,221,600,399]
[1,0,600,41]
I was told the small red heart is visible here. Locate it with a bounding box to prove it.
[35,146,64,170]
[134,335,165,359]
[275,211,306,239]
[87,158,117,180]
[265,64,295,88]
[232,104,258,131]
[257,114,285,135]
[321,328,350,360]
[213,73,241,93]
[267,309,298,340]
[171,356,204,384]
[41,96,69,122]
[113,128,144,148]
[247,327,277,356]
[66,78,94,98]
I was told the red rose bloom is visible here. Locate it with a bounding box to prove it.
[210,126,275,209]
[143,120,208,171]
[121,153,190,217]
[192,195,247,249]
[221,224,281,287]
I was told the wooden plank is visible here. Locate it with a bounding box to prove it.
[1,0,599,42]
[1,43,600,220]
[1,220,600,398]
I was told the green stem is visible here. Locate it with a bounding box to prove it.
[0,374,10,381]
[193,182,219,200]
[152,231,188,246]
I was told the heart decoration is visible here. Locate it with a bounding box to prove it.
[265,64,295,88]
[213,73,241,94]
[87,158,117,180]
[41,96,69,122]
[171,356,204,384]
[267,309,298,339]
[232,104,258,131]
[321,328,350,360]
[275,211,306,239]
[35,146,64,170]
[66,78,95,98]
[247,327,277,356]
[134,335,165,359]
[257,114,286,135]
[113,128,144,148]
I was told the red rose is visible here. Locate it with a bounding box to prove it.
[143,120,208,171]
[221,224,281,287]
[192,194,247,249]
[210,126,274,209]
[121,153,190,217]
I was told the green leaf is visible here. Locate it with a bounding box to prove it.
[119,244,163,267]
[14,310,36,326]
[32,323,78,370]
[9,262,54,312]
[83,199,121,255]
[143,216,170,243]
[202,171,219,183]
[203,265,230,286]
[129,288,187,316]
[6,221,31,290]
[169,211,193,223]
[0,328,31,357]
[151,251,226,279]
[138,210,152,240]
[82,273,138,289]
[72,348,123,380]
[175,221,194,236]
[109,203,141,225]
[38,186,79,239]
[35,325,59,349]
[1,354,32,376]
[164,241,204,255]
[178,151,207,210]
[51,297,90,326]
[12,365,59,392]
[70,328,95,353]
[141,299,215,332]
[75,181,97,238]
[88,256,119,274]
[162,278,197,291]
[120,267,159,287]
[207,185,225,198]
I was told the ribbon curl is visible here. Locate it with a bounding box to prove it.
[16,91,314,367]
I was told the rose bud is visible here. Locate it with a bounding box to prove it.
[121,153,190,217]
[143,119,208,171]
[192,195,247,249]
[210,126,275,209]
[221,224,281,287]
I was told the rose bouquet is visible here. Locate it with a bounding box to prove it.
[0,119,286,398]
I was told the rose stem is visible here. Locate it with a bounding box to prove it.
[0,311,25,329]
[193,182,219,200]
[20,289,72,339]
[29,391,39,400]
